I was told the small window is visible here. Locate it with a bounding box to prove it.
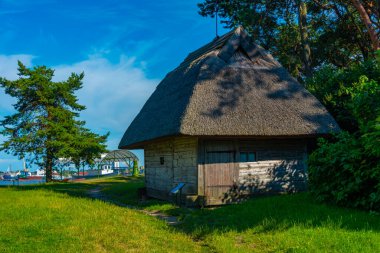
[239,151,256,162]
[160,157,164,165]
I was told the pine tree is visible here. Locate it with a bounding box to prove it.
[0,61,108,182]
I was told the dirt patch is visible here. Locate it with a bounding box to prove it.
[143,210,181,226]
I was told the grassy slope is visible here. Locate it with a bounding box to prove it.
[1,176,379,253]
[180,193,380,252]
[0,185,201,252]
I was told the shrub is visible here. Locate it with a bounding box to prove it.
[308,61,380,211]
[309,131,380,211]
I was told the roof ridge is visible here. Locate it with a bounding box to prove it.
[176,26,281,71]
[176,28,238,70]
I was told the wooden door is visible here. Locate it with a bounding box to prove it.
[204,141,237,204]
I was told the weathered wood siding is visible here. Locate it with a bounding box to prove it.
[238,139,307,194]
[198,140,238,205]
[144,137,198,200]
[145,137,307,205]
[198,139,308,205]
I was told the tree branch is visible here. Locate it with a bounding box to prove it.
[351,0,380,50]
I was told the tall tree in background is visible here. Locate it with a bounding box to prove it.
[298,1,312,77]
[198,0,377,79]
[350,0,379,50]
[0,62,108,182]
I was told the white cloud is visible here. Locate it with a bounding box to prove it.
[0,54,34,78]
[0,54,34,112]
[52,55,158,146]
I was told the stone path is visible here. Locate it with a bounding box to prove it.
[146,210,181,226]
[86,186,181,226]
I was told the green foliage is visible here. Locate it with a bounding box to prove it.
[0,61,108,181]
[132,159,139,176]
[376,49,380,63]
[306,60,380,131]
[309,132,380,211]
[276,22,303,78]
[308,61,380,211]
[69,127,109,172]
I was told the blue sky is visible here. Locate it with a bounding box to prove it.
[0,0,229,171]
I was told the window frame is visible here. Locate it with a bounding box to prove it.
[239,150,257,163]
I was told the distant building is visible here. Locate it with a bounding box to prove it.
[36,169,45,176]
[87,168,114,176]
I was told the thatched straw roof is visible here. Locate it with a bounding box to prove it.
[119,27,339,149]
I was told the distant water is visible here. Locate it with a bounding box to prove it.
[0,179,45,186]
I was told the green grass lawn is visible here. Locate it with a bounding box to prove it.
[0,179,200,253]
[180,194,380,252]
[1,176,379,252]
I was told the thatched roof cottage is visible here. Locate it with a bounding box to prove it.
[119,27,339,206]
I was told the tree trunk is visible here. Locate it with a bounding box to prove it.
[344,5,370,59]
[45,153,53,182]
[298,1,312,77]
[351,0,380,51]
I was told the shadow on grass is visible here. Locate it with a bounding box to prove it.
[177,193,380,238]
[0,176,184,214]
[4,177,379,237]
